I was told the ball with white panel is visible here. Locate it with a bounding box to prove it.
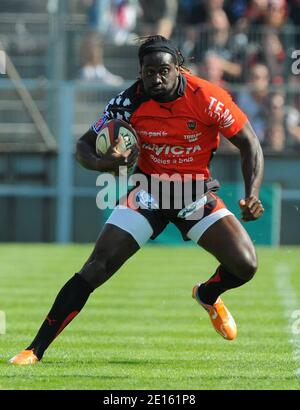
[96,119,138,174]
[96,118,138,157]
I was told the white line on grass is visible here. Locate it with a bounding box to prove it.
[274,264,300,378]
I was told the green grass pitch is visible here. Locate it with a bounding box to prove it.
[0,244,300,390]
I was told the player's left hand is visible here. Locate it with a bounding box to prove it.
[122,144,139,167]
[239,196,264,221]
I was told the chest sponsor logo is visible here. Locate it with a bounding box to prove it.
[138,130,168,138]
[184,132,202,142]
[142,142,201,156]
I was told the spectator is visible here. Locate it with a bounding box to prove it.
[224,0,249,25]
[199,51,227,88]
[247,92,300,152]
[244,0,288,84]
[288,0,300,50]
[138,0,178,39]
[266,92,300,150]
[202,9,243,81]
[288,0,300,26]
[79,0,125,85]
[177,0,207,58]
[245,0,269,26]
[85,0,139,46]
[178,0,247,78]
[237,63,270,144]
[262,0,287,84]
[265,92,286,150]
[205,0,225,14]
[79,30,124,85]
[265,0,287,28]
[265,122,285,151]
[111,0,140,46]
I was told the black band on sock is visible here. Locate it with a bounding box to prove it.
[198,266,247,305]
[27,273,93,359]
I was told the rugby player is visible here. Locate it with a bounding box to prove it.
[10,36,264,365]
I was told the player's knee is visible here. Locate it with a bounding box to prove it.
[232,249,257,282]
[79,257,108,289]
[83,250,122,289]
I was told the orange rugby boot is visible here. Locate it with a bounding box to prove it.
[192,284,237,340]
[9,349,39,365]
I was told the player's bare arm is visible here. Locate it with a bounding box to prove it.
[76,129,139,173]
[229,121,264,222]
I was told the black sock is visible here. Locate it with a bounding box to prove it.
[27,273,93,359]
[198,265,247,305]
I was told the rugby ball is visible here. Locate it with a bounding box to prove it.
[95,119,138,156]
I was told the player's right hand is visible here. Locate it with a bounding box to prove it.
[239,196,264,221]
[101,137,139,174]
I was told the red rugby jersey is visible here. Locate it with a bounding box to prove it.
[92,71,248,179]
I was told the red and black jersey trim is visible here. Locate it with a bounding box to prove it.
[103,80,150,124]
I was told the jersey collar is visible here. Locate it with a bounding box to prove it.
[177,73,187,96]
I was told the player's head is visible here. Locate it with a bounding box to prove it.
[138,35,185,102]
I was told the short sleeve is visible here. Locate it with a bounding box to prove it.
[202,83,248,138]
[90,81,142,134]
[90,92,124,134]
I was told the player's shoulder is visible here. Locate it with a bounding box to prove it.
[103,79,149,123]
[108,80,149,107]
[183,71,232,101]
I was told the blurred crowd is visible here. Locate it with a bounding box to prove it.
[1,0,300,152]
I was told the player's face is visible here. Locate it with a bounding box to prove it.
[141,52,180,102]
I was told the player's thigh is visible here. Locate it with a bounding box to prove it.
[79,204,156,287]
[79,223,140,288]
[93,222,140,269]
[198,214,257,279]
